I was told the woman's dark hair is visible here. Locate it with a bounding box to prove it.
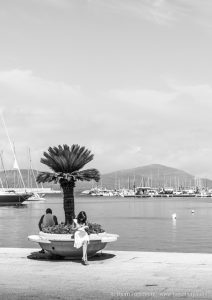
[77,211,87,225]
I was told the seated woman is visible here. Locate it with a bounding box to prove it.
[73,211,89,265]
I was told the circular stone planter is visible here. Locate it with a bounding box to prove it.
[28,231,119,259]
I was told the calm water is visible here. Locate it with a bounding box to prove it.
[1,194,212,253]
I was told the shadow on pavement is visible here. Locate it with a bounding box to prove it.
[27,250,115,263]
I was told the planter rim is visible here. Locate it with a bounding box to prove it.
[28,232,119,244]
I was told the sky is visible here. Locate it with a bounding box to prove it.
[0,0,212,178]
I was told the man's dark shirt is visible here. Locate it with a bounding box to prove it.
[38,214,58,231]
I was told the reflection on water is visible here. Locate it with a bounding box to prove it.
[0,195,212,253]
[171,218,177,245]
[172,218,177,228]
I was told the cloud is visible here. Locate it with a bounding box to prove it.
[0,69,80,97]
[31,0,72,10]
[104,82,212,176]
[0,69,88,169]
[0,69,212,178]
[87,0,212,28]
[86,0,188,25]
[2,0,180,25]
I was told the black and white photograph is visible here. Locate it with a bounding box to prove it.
[0,1,212,299]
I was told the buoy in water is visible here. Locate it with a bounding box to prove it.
[191,210,195,214]
[172,213,177,219]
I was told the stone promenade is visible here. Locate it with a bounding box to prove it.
[0,248,212,299]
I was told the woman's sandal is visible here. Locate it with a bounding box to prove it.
[82,259,89,265]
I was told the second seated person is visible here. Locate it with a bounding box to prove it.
[73,211,90,265]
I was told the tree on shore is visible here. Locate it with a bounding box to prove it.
[36,144,100,224]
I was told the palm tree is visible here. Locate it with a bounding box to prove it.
[36,144,100,224]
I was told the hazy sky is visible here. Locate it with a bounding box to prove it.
[0,0,212,177]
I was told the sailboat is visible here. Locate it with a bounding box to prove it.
[0,115,33,205]
[0,153,32,205]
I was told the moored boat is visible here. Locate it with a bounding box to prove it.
[0,190,33,205]
[27,193,46,201]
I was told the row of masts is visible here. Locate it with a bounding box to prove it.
[94,175,208,191]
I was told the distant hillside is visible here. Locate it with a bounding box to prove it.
[1,164,212,192]
[76,164,212,191]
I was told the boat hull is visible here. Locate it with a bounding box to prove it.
[0,192,32,205]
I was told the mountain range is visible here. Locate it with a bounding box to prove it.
[76,164,212,191]
[0,164,211,192]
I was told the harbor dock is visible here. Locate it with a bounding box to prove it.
[1,248,212,299]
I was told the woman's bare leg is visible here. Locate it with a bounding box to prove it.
[82,242,88,263]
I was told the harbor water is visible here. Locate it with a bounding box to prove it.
[1,194,212,253]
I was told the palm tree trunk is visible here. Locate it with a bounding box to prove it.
[60,180,75,225]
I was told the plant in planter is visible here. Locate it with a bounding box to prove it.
[29,144,118,258]
[36,144,100,224]
[42,222,105,235]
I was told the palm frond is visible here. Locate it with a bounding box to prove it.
[72,168,100,182]
[41,146,68,172]
[39,144,96,174]
[36,171,59,184]
[65,144,93,172]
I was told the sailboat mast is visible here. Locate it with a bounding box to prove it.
[0,177,4,190]
[0,151,9,189]
[28,148,39,189]
[1,114,26,189]
[133,173,136,192]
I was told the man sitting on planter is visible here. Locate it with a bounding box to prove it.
[38,208,58,254]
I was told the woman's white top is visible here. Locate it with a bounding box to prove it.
[73,219,89,249]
